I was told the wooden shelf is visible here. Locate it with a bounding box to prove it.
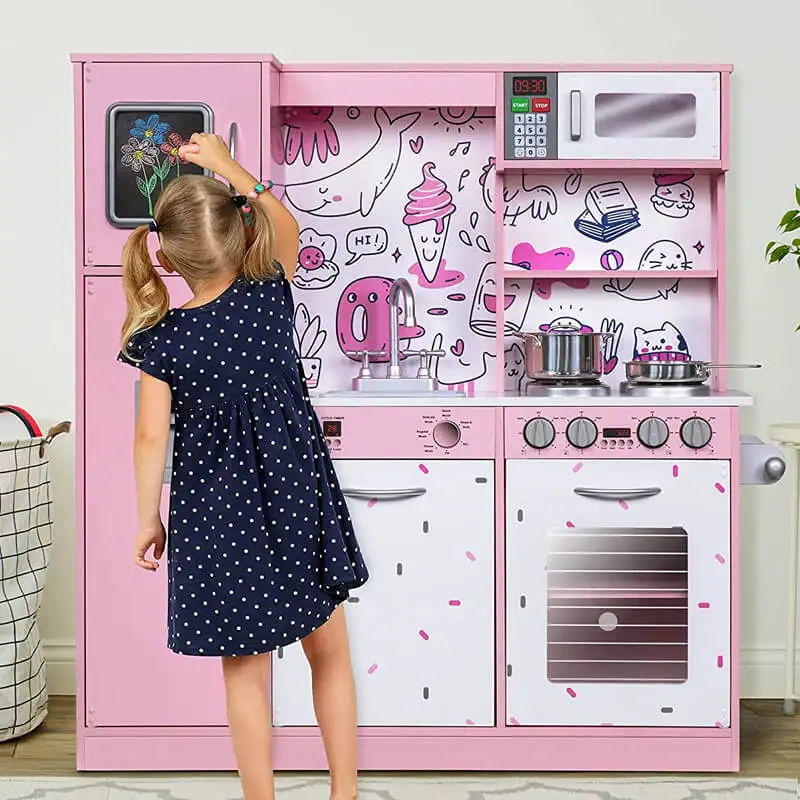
[500,269,718,280]
[497,159,726,173]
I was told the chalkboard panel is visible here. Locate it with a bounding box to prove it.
[106,103,213,228]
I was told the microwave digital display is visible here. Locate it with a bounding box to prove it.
[512,76,548,96]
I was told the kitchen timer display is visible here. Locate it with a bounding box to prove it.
[323,420,342,437]
[512,76,547,96]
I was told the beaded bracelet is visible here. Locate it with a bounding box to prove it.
[247,180,274,200]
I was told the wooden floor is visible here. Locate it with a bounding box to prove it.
[1,697,798,778]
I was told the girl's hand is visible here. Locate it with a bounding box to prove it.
[179,133,233,175]
[134,522,166,571]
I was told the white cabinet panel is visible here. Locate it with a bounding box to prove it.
[557,72,721,160]
[506,459,730,727]
[272,459,496,727]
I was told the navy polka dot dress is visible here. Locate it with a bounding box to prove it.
[119,265,369,656]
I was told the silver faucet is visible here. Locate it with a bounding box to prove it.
[388,278,416,378]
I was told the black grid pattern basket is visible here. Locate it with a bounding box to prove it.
[0,437,53,741]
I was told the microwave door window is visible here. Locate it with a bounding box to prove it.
[594,93,697,139]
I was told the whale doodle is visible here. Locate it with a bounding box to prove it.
[284,108,421,218]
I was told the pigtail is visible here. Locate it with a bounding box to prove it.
[120,225,170,359]
[242,199,279,281]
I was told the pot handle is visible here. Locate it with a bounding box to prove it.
[704,363,762,370]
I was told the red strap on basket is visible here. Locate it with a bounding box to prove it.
[0,405,42,438]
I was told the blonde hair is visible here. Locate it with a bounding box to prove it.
[121,175,277,358]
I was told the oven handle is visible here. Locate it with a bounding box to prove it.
[342,488,427,501]
[573,487,662,501]
[569,90,582,141]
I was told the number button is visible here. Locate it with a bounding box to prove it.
[526,147,537,158]
[514,135,525,147]
[525,136,536,147]
[514,124,525,135]
[536,147,547,158]
[514,114,526,124]
[525,124,537,135]
[514,147,525,158]
[525,113,536,124]
[536,125,547,135]
[536,136,547,146]
[536,114,548,123]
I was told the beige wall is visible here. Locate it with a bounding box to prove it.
[1,0,798,696]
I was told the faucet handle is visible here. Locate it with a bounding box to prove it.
[345,349,386,379]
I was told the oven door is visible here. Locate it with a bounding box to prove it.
[556,72,721,161]
[506,458,730,727]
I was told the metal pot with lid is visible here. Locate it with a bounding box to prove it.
[625,360,761,386]
[512,329,613,382]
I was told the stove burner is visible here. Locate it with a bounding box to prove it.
[619,381,712,398]
[527,380,611,398]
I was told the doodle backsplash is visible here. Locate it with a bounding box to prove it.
[278,107,713,392]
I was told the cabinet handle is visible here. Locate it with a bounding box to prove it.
[569,90,582,141]
[342,488,427,501]
[573,487,661,501]
[227,122,238,193]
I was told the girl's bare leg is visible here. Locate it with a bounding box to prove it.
[221,652,274,800]
[302,606,359,800]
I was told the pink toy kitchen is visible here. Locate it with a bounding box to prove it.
[72,55,788,773]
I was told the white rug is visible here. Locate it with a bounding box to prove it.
[0,776,796,799]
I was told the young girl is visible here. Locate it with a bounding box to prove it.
[118,133,369,800]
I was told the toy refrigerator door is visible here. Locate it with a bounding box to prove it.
[505,459,730,728]
[271,459,496,727]
[82,61,262,266]
[556,72,721,160]
[84,276,228,726]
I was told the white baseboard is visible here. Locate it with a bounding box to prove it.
[40,641,800,700]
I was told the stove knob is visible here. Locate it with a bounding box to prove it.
[637,417,669,449]
[680,417,713,449]
[523,417,556,449]
[566,417,598,449]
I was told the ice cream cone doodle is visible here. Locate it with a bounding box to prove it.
[403,162,456,285]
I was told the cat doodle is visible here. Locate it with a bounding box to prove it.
[504,343,528,392]
[632,322,691,362]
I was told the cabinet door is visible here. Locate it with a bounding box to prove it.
[557,72,721,160]
[271,460,496,727]
[83,276,228,727]
[505,459,730,728]
[82,62,262,266]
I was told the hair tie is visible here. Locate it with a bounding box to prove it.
[148,220,159,233]
[232,195,248,208]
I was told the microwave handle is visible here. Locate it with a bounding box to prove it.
[574,487,661,501]
[569,90,582,141]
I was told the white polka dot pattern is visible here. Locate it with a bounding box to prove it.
[118,267,369,656]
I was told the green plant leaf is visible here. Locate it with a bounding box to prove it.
[779,209,799,230]
[795,185,800,207]
[766,240,777,257]
[159,160,172,180]
[786,218,800,232]
[769,244,792,262]
[136,176,147,196]
[146,174,157,193]
[792,239,800,248]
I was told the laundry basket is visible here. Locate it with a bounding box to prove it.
[0,418,70,741]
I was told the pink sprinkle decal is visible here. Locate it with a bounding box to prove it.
[566,687,577,698]
[715,482,726,494]
[449,600,462,606]
[465,551,476,561]
[367,663,378,674]
[715,721,723,728]
[698,602,711,609]
[465,718,475,726]
[509,717,520,726]
[566,521,575,528]
[418,463,429,474]
[673,465,679,478]
[367,498,377,508]
[572,462,583,473]
[717,655,724,668]
[619,500,629,511]
[419,630,430,641]
[715,553,726,564]
[447,293,466,302]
